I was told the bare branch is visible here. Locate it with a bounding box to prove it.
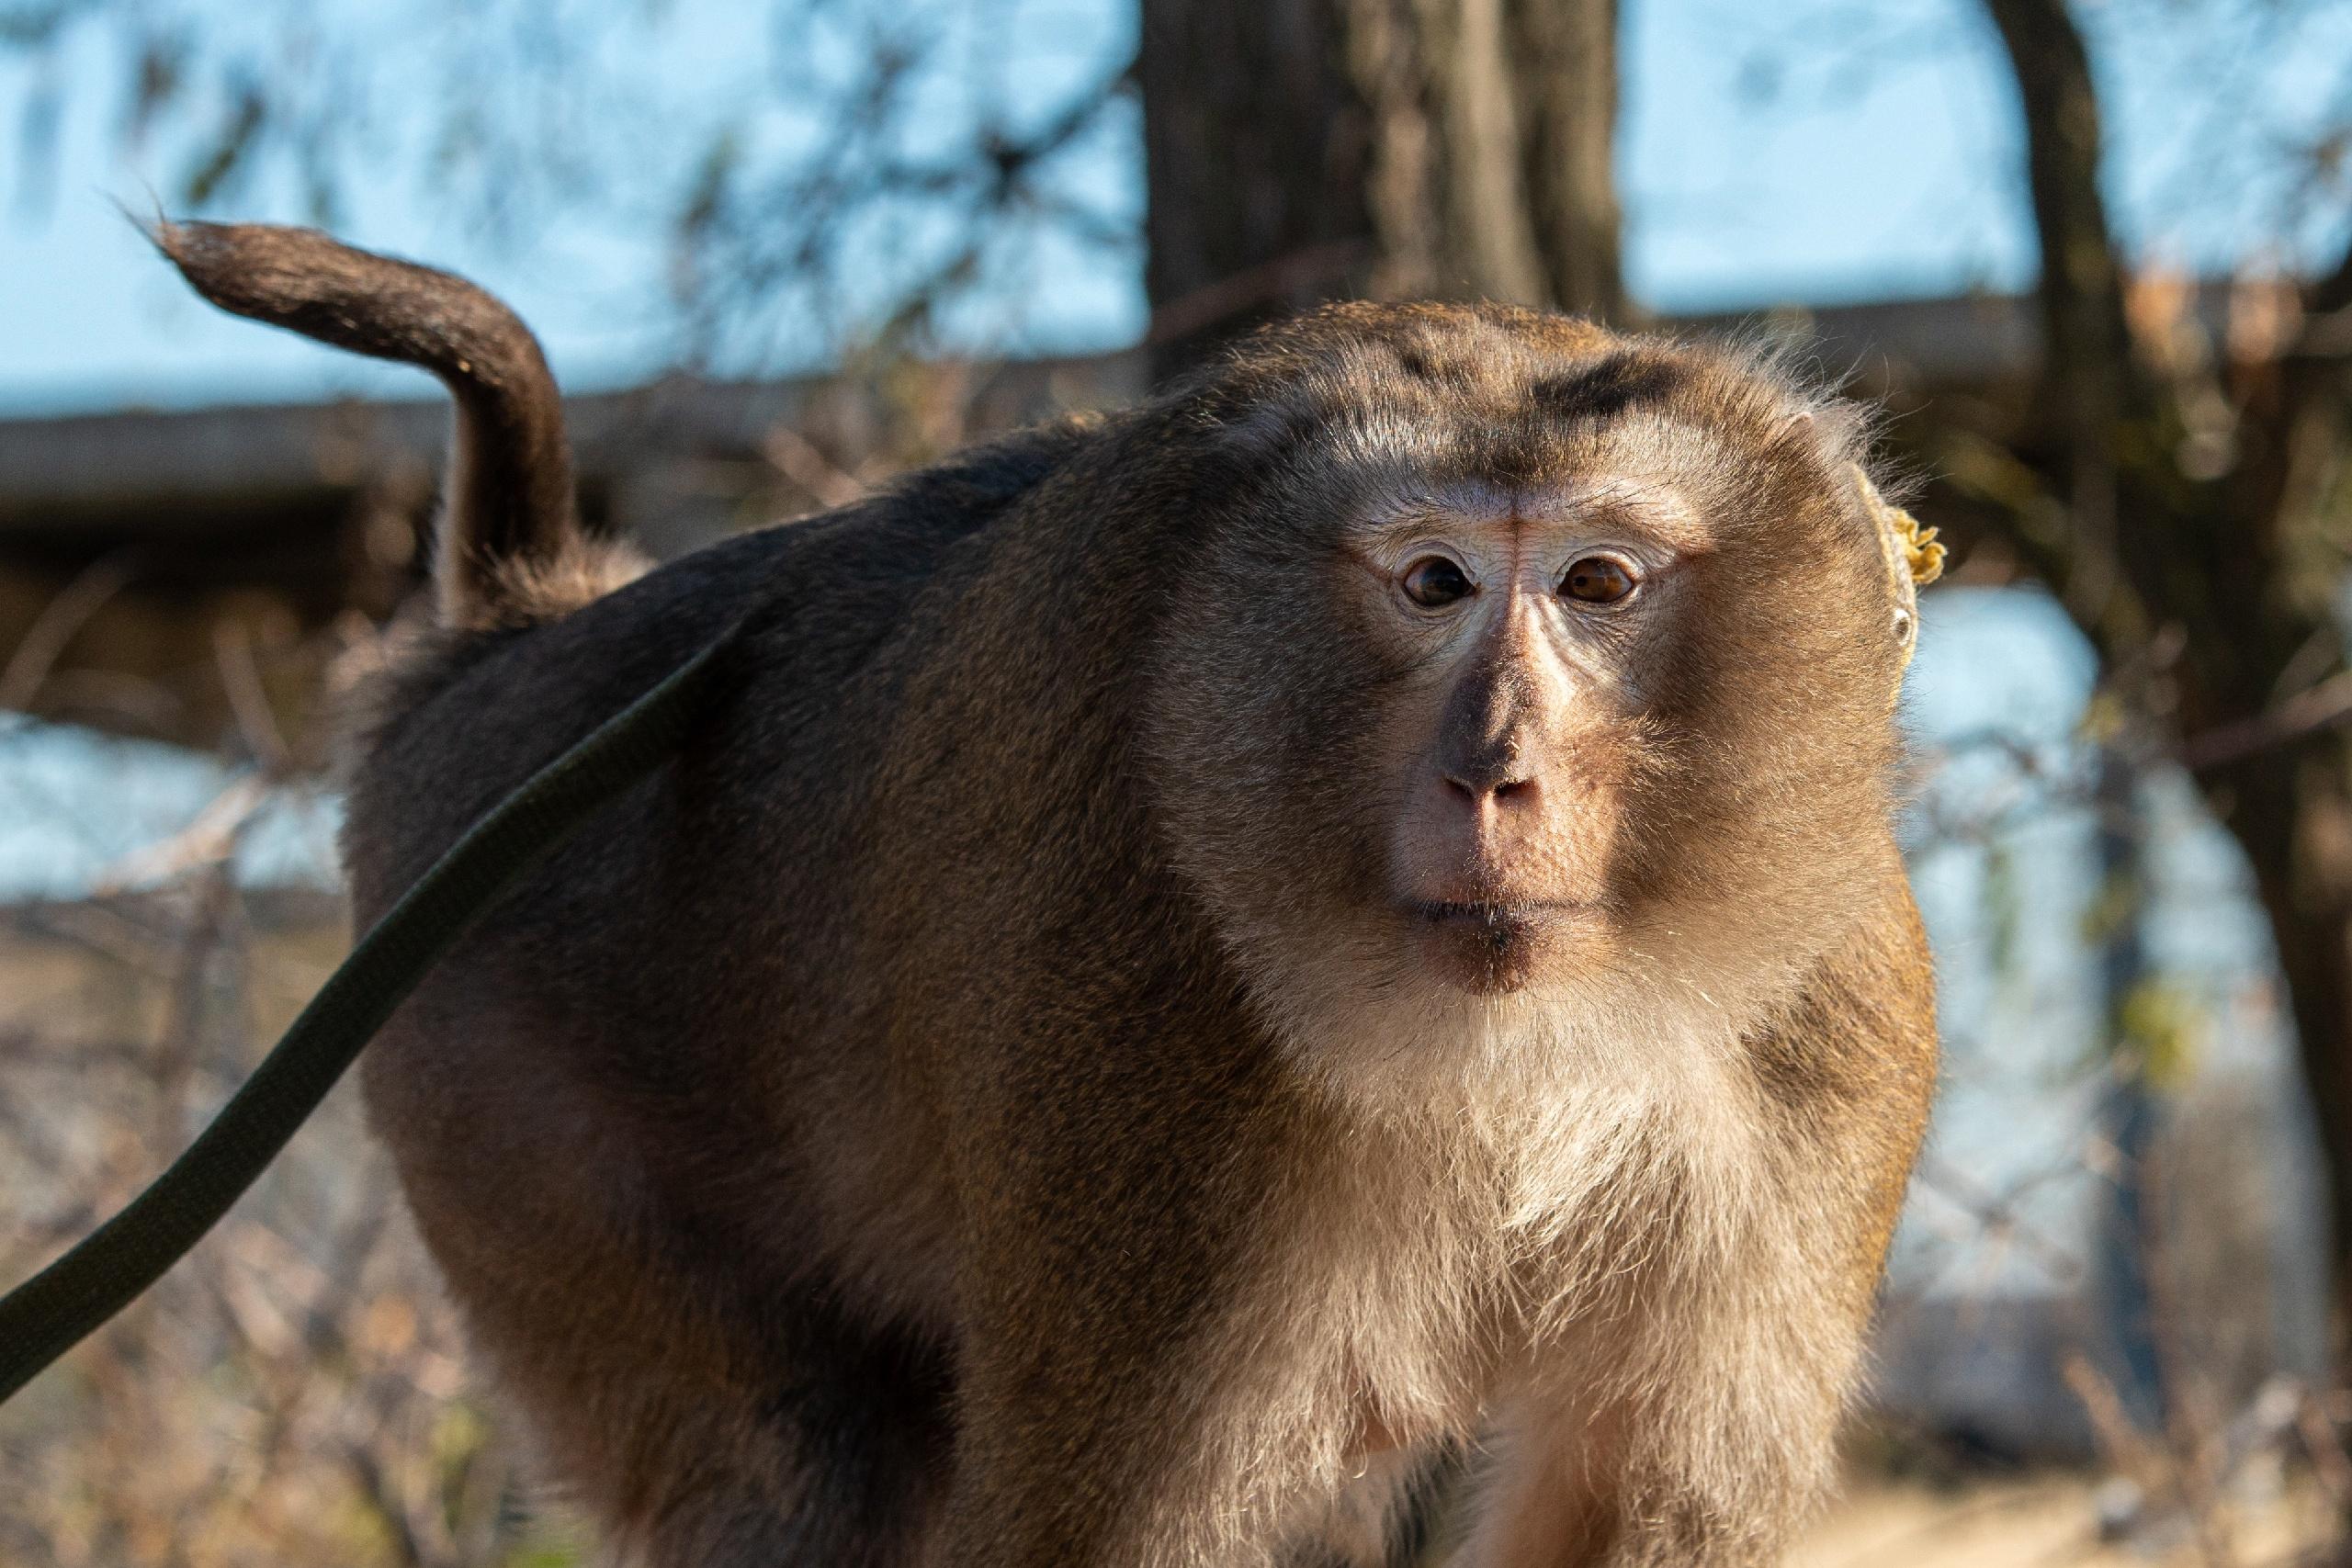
[0,549,141,715]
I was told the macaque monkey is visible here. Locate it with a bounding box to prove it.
[156,220,1937,1568]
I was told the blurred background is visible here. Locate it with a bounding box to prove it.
[1,0,2350,1562]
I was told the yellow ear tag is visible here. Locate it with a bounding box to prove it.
[1852,464,1944,674]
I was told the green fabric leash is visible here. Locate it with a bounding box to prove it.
[0,616,745,1407]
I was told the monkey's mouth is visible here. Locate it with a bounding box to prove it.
[1402,900,1584,994]
[1406,899,1580,931]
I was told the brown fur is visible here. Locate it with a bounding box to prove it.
[160,227,1937,1567]
[150,220,625,629]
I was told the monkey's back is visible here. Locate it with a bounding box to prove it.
[344,421,1114,1532]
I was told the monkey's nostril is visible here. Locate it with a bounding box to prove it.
[1441,772,1538,807]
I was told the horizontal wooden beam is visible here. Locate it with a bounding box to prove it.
[0,281,2288,746]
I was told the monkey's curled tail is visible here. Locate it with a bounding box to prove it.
[153,219,633,629]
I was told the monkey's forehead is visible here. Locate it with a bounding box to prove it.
[1218,391,1837,555]
[1340,472,1712,553]
[1211,303,1798,421]
[1204,318,1834,484]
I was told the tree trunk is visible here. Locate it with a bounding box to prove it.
[2216,254,2352,1362]
[1138,0,1623,375]
[1984,0,2352,1354]
[1981,0,2137,642]
[1506,0,1624,320]
[2227,747,2352,1361]
[1138,0,1379,372]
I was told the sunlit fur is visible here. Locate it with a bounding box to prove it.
[1135,307,1932,1563]
[160,223,1936,1568]
[1149,308,1903,1114]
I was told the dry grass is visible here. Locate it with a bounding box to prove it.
[0,889,576,1568]
[1798,1471,2340,1568]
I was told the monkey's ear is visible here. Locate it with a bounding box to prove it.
[1848,463,1944,671]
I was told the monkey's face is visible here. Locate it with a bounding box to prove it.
[1146,306,1910,1090]
[1343,481,1677,998]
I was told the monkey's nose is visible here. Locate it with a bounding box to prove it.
[1441,764,1540,812]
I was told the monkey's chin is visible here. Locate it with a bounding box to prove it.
[1404,901,1574,996]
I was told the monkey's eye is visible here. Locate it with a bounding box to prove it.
[1401,556,1475,608]
[1560,556,1638,605]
